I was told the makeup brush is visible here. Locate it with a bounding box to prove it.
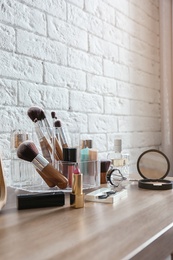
[34,118,52,163]
[51,111,57,123]
[27,106,44,126]
[17,141,68,189]
[40,109,63,160]
[27,106,50,137]
[27,106,63,160]
[27,106,52,162]
[28,106,52,140]
[54,120,68,148]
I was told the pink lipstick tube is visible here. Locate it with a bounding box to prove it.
[70,167,84,209]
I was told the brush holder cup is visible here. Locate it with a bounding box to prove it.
[54,160,100,189]
[10,130,43,189]
[10,128,99,192]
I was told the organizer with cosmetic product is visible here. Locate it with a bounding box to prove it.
[10,106,100,193]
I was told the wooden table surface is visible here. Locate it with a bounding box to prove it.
[1,181,173,260]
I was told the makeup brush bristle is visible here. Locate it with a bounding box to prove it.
[17,141,39,162]
[54,120,61,128]
[51,111,57,119]
[27,106,45,121]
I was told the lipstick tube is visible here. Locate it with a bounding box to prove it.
[70,170,84,209]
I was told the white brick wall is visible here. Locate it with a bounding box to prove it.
[0,0,160,181]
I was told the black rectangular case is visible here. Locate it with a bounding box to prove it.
[17,192,65,210]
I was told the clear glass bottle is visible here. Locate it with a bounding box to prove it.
[107,139,129,179]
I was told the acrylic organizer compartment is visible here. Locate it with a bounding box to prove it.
[53,160,100,190]
[10,105,100,192]
[10,128,100,192]
[10,129,43,190]
[10,160,100,192]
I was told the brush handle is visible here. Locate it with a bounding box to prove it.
[62,143,68,148]
[58,127,69,148]
[42,164,68,189]
[40,137,52,163]
[54,138,63,161]
[36,169,55,187]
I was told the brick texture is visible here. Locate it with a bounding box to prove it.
[0,0,160,181]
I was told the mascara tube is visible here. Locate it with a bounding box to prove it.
[70,165,84,209]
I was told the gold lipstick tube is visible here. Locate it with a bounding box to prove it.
[70,173,84,208]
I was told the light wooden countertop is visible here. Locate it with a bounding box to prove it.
[1,180,173,260]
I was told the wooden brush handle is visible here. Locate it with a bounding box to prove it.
[40,136,60,162]
[62,143,68,148]
[42,164,68,189]
[36,169,55,187]
[40,137,52,163]
[54,138,63,161]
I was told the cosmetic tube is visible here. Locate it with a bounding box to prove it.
[63,148,77,187]
[70,165,84,208]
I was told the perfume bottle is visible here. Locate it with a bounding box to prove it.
[107,139,129,179]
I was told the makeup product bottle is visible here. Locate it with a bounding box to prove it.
[107,139,129,179]
[70,164,84,209]
[80,140,92,176]
[63,147,77,187]
[89,147,98,186]
[100,160,111,184]
[80,140,92,160]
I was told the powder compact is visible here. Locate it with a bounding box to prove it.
[137,149,173,190]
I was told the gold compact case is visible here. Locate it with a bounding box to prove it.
[137,149,172,190]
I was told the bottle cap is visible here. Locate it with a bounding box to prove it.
[114,139,122,153]
[81,140,93,149]
[63,148,77,162]
[11,130,29,148]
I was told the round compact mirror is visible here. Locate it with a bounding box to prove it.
[137,149,172,190]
